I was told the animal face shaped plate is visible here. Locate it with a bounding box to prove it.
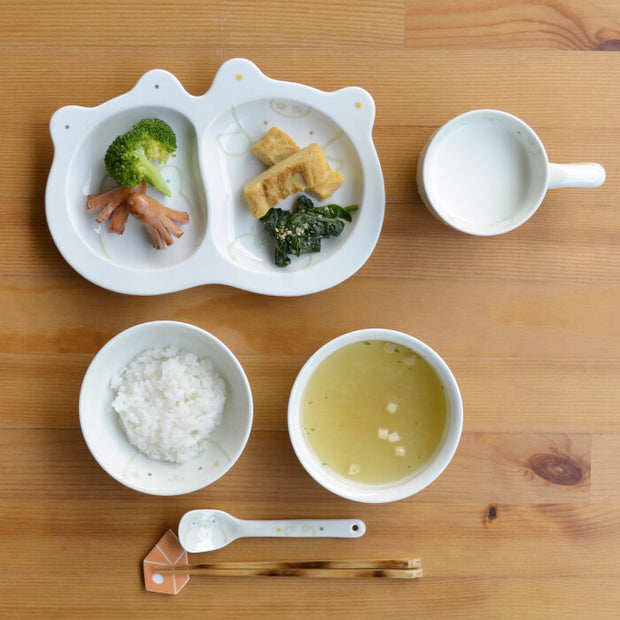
[46,59,385,296]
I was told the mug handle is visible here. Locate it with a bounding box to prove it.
[548,162,606,189]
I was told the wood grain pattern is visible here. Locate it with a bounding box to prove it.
[406,0,620,50]
[2,0,620,617]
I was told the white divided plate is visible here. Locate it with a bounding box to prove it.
[45,58,385,296]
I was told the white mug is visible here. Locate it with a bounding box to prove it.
[416,109,605,235]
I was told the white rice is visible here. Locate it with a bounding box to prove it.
[110,345,226,463]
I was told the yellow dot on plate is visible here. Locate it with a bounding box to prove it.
[236,73,243,81]
[276,527,282,532]
[355,101,363,108]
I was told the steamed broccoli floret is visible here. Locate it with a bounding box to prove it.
[104,118,177,197]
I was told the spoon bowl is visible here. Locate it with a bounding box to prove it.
[178,509,366,553]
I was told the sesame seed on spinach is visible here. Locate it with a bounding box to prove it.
[259,195,358,267]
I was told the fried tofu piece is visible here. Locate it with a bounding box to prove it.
[250,127,299,166]
[243,143,330,218]
[249,127,344,203]
[307,169,344,200]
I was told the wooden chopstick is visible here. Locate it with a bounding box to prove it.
[157,567,422,579]
[153,559,422,579]
[157,559,421,570]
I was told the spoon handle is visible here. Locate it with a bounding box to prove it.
[238,518,365,540]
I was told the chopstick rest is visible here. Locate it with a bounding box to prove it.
[144,530,190,594]
[143,530,422,594]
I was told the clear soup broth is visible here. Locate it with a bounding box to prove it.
[302,340,447,485]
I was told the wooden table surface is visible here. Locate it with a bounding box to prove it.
[2,1,619,617]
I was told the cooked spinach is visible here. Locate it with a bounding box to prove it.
[260,195,358,267]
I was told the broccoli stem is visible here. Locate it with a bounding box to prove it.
[134,147,171,197]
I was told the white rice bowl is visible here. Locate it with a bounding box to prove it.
[110,345,226,463]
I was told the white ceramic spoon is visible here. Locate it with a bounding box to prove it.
[179,509,366,553]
